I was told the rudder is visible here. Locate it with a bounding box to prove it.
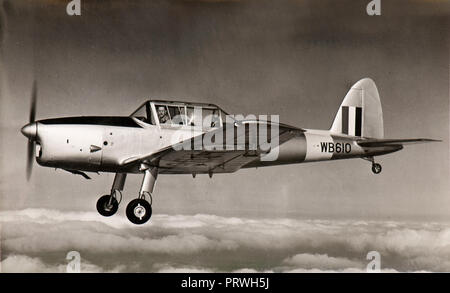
[330,78,383,139]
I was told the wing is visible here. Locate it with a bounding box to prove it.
[357,138,440,148]
[121,121,304,174]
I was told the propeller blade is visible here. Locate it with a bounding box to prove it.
[30,80,37,123]
[26,80,37,180]
[26,139,34,181]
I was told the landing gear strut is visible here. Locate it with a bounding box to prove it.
[363,157,382,174]
[97,173,126,217]
[126,165,158,225]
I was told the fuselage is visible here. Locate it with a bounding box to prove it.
[31,116,402,174]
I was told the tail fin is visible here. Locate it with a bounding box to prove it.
[330,78,384,139]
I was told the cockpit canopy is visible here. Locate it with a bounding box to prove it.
[130,100,229,128]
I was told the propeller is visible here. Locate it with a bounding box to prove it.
[25,80,37,181]
[30,80,37,124]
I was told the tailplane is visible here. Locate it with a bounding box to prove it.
[357,138,441,147]
[330,78,383,138]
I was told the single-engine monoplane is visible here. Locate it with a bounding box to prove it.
[21,78,439,224]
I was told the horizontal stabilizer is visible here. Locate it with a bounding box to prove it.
[357,138,441,148]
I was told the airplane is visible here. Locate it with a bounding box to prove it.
[20,78,439,224]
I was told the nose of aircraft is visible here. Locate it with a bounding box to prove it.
[21,122,37,140]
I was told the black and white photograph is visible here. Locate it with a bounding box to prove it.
[0,0,449,279]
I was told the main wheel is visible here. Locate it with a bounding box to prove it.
[126,199,152,225]
[372,163,382,174]
[96,195,119,217]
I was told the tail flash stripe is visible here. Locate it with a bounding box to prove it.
[341,106,349,135]
[348,107,355,136]
[355,107,362,136]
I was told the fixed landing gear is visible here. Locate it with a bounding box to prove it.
[96,194,119,216]
[372,163,382,174]
[126,199,152,225]
[96,167,158,225]
[363,157,382,174]
[97,173,126,217]
[125,165,158,225]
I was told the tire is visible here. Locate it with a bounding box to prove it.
[126,199,152,225]
[372,163,382,174]
[96,195,119,217]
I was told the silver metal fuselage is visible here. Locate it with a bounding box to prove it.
[32,117,402,174]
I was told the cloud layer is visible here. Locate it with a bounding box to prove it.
[0,209,449,272]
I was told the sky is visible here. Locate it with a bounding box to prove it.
[0,0,449,272]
